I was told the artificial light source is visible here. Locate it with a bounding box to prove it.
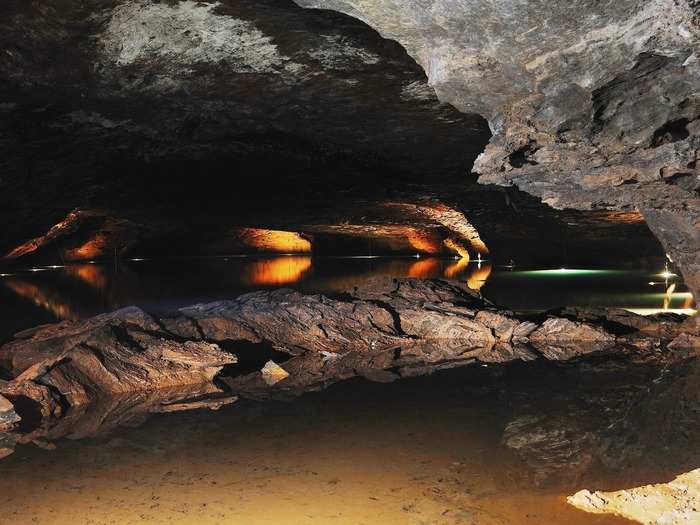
[659,270,676,279]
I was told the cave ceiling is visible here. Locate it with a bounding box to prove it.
[0,0,676,267]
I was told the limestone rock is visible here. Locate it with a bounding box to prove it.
[294,0,700,302]
[568,469,700,525]
[260,360,290,386]
[0,394,20,432]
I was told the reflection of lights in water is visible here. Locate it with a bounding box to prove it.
[467,263,492,291]
[242,257,312,285]
[659,270,676,280]
[407,258,441,278]
[67,264,109,290]
[29,268,49,272]
[444,257,470,278]
[663,283,677,310]
[679,292,696,309]
[129,258,145,262]
[47,265,64,269]
[0,273,13,278]
[2,279,80,321]
[515,269,617,276]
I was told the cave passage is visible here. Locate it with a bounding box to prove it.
[0,1,698,524]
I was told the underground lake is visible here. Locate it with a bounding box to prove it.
[1,0,699,523]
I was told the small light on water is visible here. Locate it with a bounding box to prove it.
[129,258,145,262]
[0,273,13,278]
[47,265,64,269]
[414,253,420,259]
[659,270,676,279]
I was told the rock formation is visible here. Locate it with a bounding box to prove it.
[0,0,675,274]
[569,470,700,525]
[0,278,695,444]
[294,0,700,304]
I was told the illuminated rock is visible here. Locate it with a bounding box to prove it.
[260,360,290,386]
[568,470,700,525]
[236,228,312,253]
[293,0,700,306]
[0,394,20,432]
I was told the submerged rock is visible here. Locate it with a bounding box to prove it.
[568,469,700,525]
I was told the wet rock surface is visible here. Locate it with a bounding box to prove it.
[0,277,696,459]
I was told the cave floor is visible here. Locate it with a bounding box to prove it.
[0,257,697,525]
[1,359,676,525]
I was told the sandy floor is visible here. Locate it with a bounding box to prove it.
[0,377,634,525]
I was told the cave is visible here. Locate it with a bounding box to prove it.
[0,1,698,523]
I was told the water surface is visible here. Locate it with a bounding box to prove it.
[0,256,694,341]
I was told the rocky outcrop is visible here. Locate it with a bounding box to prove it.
[1,278,695,415]
[0,306,237,414]
[0,0,672,273]
[569,470,700,525]
[294,0,700,302]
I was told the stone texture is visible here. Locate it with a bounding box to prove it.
[0,394,20,432]
[0,306,237,408]
[294,0,700,303]
[0,0,670,274]
[569,469,700,525]
[2,277,694,417]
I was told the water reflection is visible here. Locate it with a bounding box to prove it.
[0,257,695,340]
[240,256,313,285]
[407,257,442,278]
[2,278,81,321]
[1,354,698,525]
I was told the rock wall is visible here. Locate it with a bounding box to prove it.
[294,0,700,304]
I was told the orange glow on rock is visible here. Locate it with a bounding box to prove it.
[407,258,442,278]
[242,256,312,286]
[65,234,108,260]
[406,230,441,254]
[237,228,312,253]
[443,238,470,260]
